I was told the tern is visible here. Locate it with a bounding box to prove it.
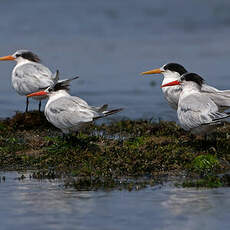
[161,72,230,135]
[27,78,123,135]
[0,50,57,112]
[141,63,230,111]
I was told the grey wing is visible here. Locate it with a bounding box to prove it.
[13,63,54,95]
[69,96,109,113]
[202,92,230,111]
[201,84,221,93]
[201,84,230,110]
[45,97,100,129]
[201,83,230,94]
[178,94,228,130]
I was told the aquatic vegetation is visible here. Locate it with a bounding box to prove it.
[0,111,230,190]
[182,175,223,188]
[191,154,220,175]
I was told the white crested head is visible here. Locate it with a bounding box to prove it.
[44,76,79,97]
[45,86,71,100]
[180,72,204,91]
[12,50,41,64]
[161,63,187,81]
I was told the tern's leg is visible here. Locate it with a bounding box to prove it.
[62,133,71,142]
[38,100,42,112]
[25,97,29,112]
[62,133,67,140]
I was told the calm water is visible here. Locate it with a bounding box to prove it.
[1,0,230,229]
[0,172,230,230]
[1,0,230,120]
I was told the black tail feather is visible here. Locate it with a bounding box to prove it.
[202,114,230,126]
[93,108,123,120]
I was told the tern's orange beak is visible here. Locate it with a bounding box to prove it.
[0,55,15,61]
[27,91,48,97]
[161,80,180,88]
[141,68,162,75]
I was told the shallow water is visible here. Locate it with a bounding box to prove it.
[1,0,230,120]
[1,1,230,229]
[0,171,229,230]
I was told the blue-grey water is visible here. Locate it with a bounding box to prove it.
[1,0,230,120]
[0,172,230,230]
[1,0,230,229]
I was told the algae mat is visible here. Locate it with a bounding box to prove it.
[0,111,230,190]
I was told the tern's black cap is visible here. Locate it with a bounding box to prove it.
[50,76,79,92]
[15,50,41,63]
[181,72,204,87]
[52,82,70,92]
[21,51,41,63]
[163,63,187,75]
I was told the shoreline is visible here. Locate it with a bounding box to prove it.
[0,111,230,190]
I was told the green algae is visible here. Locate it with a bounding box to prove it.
[191,154,220,175]
[0,111,230,190]
[182,176,223,188]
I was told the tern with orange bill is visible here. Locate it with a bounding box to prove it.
[27,78,123,135]
[161,72,230,135]
[141,63,230,111]
[0,50,58,112]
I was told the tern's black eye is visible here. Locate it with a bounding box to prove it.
[48,88,52,92]
[15,54,21,58]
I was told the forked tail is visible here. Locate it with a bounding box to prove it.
[103,108,123,117]
[93,108,123,120]
[202,112,230,126]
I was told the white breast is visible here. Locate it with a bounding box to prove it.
[161,73,182,110]
[12,60,54,97]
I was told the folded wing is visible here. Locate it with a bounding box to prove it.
[178,94,229,130]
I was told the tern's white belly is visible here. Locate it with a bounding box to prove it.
[12,62,54,98]
[161,86,181,110]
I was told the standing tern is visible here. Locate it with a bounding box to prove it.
[27,78,123,135]
[141,63,230,111]
[161,72,230,135]
[0,50,57,112]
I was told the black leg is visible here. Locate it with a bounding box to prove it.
[202,134,210,150]
[62,133,70,141]
[26,97,29,112]
[39,100,42,112]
